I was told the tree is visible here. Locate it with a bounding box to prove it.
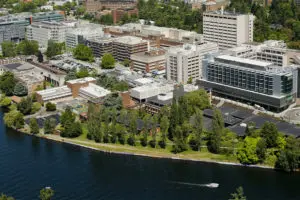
[207,109,224,154]
[191,109,203,151]
[159,115,169,148]
[169,98,179,140]
[45,102,56,111]
[229,186,247,200]
[127,111,138,146]
[260,122,279,148]
[4,110,24,129]
[16,40,39,55]
[181,89,211,116]
[13,82,28,96]
[60,107,75,127]
[0,71,16,96]
[61,121,82,138]
[1,41,16,57]
[39,187,54,200]
[99,14,113,25]
[44,118,56,134]
[65,68,77,81]
[29,118,39,134]
[0,96,11,107]
[245,122,256,137]
[122,59,131,67]
[103,93,123,110]
[37,51,44,63]
[256,138,267,162]
[76,67,89,78]
[149,115,158,148]
[87,104,102,141]
[187,76,193,84]
[17,97,32,115]
[141,114,151,147]
[0,194,15,200]
[237,137,260,165]
[31,102,42,114]
[172,126,188,153]
[73,44,94,62]
[275,136,300,172]
[45,40,64,58]
[101,53,115,69]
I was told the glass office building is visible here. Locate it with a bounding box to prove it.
[198,54,298,112]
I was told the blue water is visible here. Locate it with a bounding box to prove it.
[0,111,300,200]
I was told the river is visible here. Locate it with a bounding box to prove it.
[0,111,300,200]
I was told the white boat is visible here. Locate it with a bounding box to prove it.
[205,183,219,188]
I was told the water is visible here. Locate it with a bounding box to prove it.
[0,111,300,200]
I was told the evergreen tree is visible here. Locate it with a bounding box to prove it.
[192,109,203,151]
[44,118,56,134]
[159,115,169,148]
[29,118,39,134]
[60,107,75,127]
[260,122,279,148]
[37,51,44,63]
[207,109,224,154]
[13,83,28,96]
[17,97,32,115]
[229,186,247,200]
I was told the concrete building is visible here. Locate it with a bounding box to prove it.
[26,21,68,51]
[113,36,148,61]
[0,62,44,94]
[30,11,64,23]
[86,37,114,58]
[198,54,298,112]
[130,82,174,102]
[48,0,73,6]
[85,0,137,13]
[203,10,255,50]
[224,40,300,67]
[36,77,111,103]
[166,42,218,84]
[66,24,104,49]
[131,48,166,73]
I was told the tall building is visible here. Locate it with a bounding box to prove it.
[0,14,30,43]
[198,54,298,112]
[203,10,255,50]
[30,11,64,22]
[66,24,104,49]
[26,21,68,51]
[166,42,218,84]
[113,36,148,61]
[86,37,114,58]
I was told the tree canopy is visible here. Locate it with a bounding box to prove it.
[73,44,94,62]
[101,53,115,69]
[0,72,16,96]
[45,40,64,58]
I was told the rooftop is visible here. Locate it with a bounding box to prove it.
[114,36,147,45]
[36,86,72,101]
[66,77,96,84]
[216,55,273,68]
[2,62,34,71]
[79,83,111,99]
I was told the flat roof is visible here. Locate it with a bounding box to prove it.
[66,77,96,84]
[216,55,273,68]
[36,85,72,101]
[114,36,147,45]
[79,83,111,98]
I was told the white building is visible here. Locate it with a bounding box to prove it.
[166,42,218,84]
[48,0,73,6]
[224,40,300,67]
[79,83,111,100]
[66,24,104,49]
[203,10,255,50]
[26,21,68,51]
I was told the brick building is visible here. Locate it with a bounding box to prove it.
[85,0,137,13]
[112,8,138,24]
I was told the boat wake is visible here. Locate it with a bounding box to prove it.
[167,181,219,188]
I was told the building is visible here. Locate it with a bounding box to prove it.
[26,21,68,51]
[130,82,174,102]
[111,8,138,24]
[66,24,104,49]
[198,54,298,112]
[66,77,97,97]
[48,0,73,6]
[203,10,255,50]
[0,62,44,94]
[36,77,111,103]
[166,42,218,84]
[86,37,114,57]
[131,48,166,73]
[30,11,64,23]
[0,15,30,43]
[113,36,148,61]
[85,0,137,13]
[224,40,300,67]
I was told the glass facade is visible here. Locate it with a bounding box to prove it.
[206,63,274,95]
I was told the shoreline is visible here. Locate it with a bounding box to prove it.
[22,131,274,170]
